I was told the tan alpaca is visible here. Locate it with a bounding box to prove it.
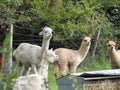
[107,40,120,69]
[54,36,91,79]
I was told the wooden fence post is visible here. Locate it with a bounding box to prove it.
[2,24,13,74]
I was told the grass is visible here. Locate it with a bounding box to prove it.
[48,66,58,90]
[0,55,112,90]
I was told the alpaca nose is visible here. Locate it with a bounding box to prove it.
[87,41,90,45]
[47,33,52,37]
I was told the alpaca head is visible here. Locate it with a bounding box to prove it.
[82,36,91,46]
[39,27,52,39]
[107,40,116,51]
[44,49,59,63]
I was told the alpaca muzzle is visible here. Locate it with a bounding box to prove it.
[87,42,91,46]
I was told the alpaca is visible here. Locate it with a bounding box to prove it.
[0,46,6,69]
[13,27,58,75]
[54,36,91,79]
[0,46,5,67]
[107,40,120,69]
[0,46,5,77]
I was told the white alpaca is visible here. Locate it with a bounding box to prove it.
[107,40,120,69]
[54,36,91,79]
[13,27,58,75]
[13,27,58,90]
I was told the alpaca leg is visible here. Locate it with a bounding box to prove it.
[60,65,67,77]
[18,66,23,76]
[54,61,59,79]
[17,62,23,75]
[37,65,41,74]
[31,64,38,74]
[22,66,29,76]
[70,64,77,74]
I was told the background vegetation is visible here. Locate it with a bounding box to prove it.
[0,0,120,90]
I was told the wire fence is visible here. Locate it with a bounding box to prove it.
[0,24,96,51]
[13,32,65,49]
[14,32,98,49]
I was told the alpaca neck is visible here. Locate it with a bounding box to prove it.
[39,60,49,90]
[78,43,90,60]
[40,38,50,62]
[41,38,50,53]
[39,60,49,79]
[110,49,119,63]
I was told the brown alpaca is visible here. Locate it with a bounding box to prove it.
[54,36,91,79]
[107,40,120,69]
[0,45,5,77]
[0,30,5,73]
[0,46,5,70]
[0,53,4,68]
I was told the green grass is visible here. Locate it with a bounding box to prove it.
[48,66,58,90]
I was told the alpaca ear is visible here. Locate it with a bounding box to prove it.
[50,48,53,51]
[114,38,117,46]
[106,40,109,43]
[89,34,92,38]
[39,27,45,35]
[114,38,116,43]
[110,38,116,44]
[106,40,109,46]
[83,34,86,38]
[39,31,43,35]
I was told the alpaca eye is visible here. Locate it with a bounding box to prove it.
[44,31,47,33]
[84,40,87,42]
[108,45,111,47]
